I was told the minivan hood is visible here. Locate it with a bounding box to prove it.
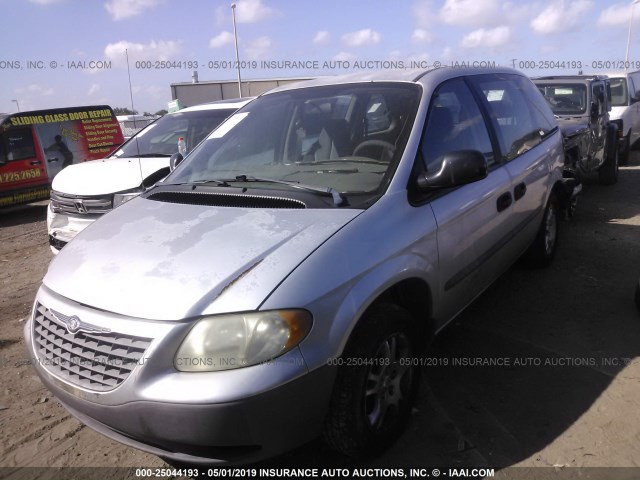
[51,156,169,196]
[44,197,361,320]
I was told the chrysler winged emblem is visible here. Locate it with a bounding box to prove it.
[50,309,111,335]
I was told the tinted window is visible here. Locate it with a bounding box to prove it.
[421,78,495,169]
[2,128,36,162]
[472,74,556,162]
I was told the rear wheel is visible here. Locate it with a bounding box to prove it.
[523,193,558,267]
[324,304,419,457]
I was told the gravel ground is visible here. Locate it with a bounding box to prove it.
[0,154,639,479]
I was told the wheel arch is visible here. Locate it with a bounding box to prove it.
[336,276,435,360]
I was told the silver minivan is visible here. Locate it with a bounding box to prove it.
[25,67,570,464]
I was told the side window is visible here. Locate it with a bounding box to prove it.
[0,136,6,163]
[592,84,605,115]
[4,128,36,161]
[470,74,554,162]
[421,78,495,170]
[628,76,636,101]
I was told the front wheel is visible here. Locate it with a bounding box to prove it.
[599,141,619,185]
[323,304,419,457]
[523,193,558,267]
[619,134,630,166]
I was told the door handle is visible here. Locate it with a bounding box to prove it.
[496,192,513,212]
[30,160,41,166]
[514,182,527,201]
[47,158,59,163]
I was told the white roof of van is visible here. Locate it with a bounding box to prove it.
[179,98,254,112]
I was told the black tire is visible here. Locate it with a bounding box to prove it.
[323,304,419,458]
[599,142,619,185]
[635,282,640,313]
[619,134,630,166]
[523,193,559,268]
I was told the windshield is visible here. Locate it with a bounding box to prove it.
[537,83,587,115]
[610,78,629,107]
[111,109,236,157]
[164,83,421,204]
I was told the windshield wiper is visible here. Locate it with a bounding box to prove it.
[233,175,348,207]
[131,153,174,157]
[161,179,231,187]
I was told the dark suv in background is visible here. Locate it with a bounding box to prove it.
[534,75,619,186]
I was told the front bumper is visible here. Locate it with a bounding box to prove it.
[36,360,334,464]
[25,287,335,464]
[46,204,101,253]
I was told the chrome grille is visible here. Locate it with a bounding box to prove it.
[50,190,113,215]
[32,303,152,391]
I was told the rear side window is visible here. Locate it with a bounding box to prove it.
[1,128,36,162]
[471,74,556,162]
[421,78,495,169]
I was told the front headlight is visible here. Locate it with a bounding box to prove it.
[174,310,312,372]
[113,190,142,209]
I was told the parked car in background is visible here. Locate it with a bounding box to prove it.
[0,105,123,208]
[27,67,574,465]
[47,98,251,253]
[116,114,157,140]
[605,70,640,164]
[534,75,619,185]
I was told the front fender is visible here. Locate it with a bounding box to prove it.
[260,191,439,371]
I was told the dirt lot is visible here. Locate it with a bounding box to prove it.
[0,155,639,478]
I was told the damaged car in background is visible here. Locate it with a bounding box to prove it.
[534,75,619,202]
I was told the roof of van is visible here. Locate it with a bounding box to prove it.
[178,98,254,113]
[599,71,640,78]
[263,66,525,94]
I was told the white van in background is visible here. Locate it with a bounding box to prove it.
[47,98,252,253]
[606,70,640,164]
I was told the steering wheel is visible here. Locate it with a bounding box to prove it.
[353,140,396,160]
[554,97,577,109]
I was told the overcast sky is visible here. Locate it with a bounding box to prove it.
[2,0,640,114]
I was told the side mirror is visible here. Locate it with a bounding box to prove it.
[169,152,183,171]
[416,150,488,192]
[631,93,640,104]
[590,102,599,119]
[142,166,171,188]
